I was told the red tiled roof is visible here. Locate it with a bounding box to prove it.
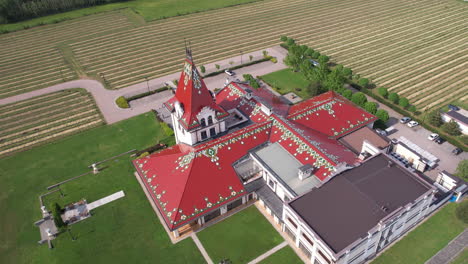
[287,91,377,138]
[164,57,228,130]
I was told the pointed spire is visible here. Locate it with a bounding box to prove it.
[185,39,193,61]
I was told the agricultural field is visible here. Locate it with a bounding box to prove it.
[0,0,466,110]
[0,89,104,157]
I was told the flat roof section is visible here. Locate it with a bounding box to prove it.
[254,143,320,196]
[339,126,389,154]
[289,154,432,253]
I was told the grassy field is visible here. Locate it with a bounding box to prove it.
[451,249,468,264]
[372,203,467,264]
[197,205,284,264]
[258,246,304,264]
[260,69,311,99]
[1,0,466,107]
[0,113,207,263]
[0,89,104,157]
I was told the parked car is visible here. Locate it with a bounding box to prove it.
[452,148,463,155]
[400,117,411,124]
[435,137,445,144]
[448,104,460,111]
[375,128,388,136]
[407,121,419,127]
[225,69,235,76]
[428,133,439,141]
[309,59,320,67]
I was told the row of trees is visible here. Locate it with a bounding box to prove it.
[425,109,465,137]
[281,36,390,125]
[0,0,128,23]
[377,87,417,113]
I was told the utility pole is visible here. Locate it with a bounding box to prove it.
[144,76,150,93]
[240,50,243,64]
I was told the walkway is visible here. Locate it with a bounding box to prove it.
[425,229,468,264]
[87,190,125,210]
[191,233,214,264]
[0,46,287,125]
[247,241,288,264]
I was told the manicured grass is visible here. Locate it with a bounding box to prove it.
[260,69,312,99]
[0,113,206,263]
[258,246,303,264]
[197,206,284,264]
[0,0,259,32]
[451,248,468,264]
[372,203,467,264]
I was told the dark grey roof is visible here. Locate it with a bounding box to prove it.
[289,154,432,253]
[256,181,284,218]
[446,110,468,125]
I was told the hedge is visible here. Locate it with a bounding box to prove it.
[161,122,174,137]
[115,96,129,108]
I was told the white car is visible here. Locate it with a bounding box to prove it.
[428,133,439,141]
[407,121,419,128]
[225,69,235,76]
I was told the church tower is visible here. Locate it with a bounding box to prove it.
[163,46,229,146]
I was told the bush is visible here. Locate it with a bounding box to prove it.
[200,65,206,73]
[441,120,461,136]
[161,122,174,136]
[215,64,220,70]
[377,87,388,98]
[460,135,468,145]
[52,203,66,229]
[351,92,367,107]
[388,92,399,104]
[343,67,352,76]
[399,97,409,108]
[115,96,129,108]
[286,38,295,46]
[364,102,378,115]
[318,55,329,63]
[249,55,253,61]
[342,89,353,100]
[311,51,320,59]
[426,110,443,127]
[455,200,468,224]
[358,78,369,88]
[137,152,150,159]
[375,109,390,123]
[270,57,278,63]
[280,36,288,42]
[408,105,417,113]
[243,74,260,89]
[173,79,178,86]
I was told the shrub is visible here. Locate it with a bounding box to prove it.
[342,89,353,100]
[358,78,369,88]
[377,87,388,98]
[52,203,65,229]
[426,110,443,127]
[137,152,150,159]
[441,120,461,136]
[375,109,389,123]
[364,102,378,114]
[343,67,352,76]
[460,135,468,145]
[249,55,253,61]
[173,79,178,86]
[161,122,174,136]
[286,38,295,46]
[311,51,320,59]
[280,35,288,42]
[455,200,468,224]
[388,92,399,104]
[408,105,417,113]
[318,55,330,63]
[115,96,129,108]
[270,57,277,63]
[398,97,409,108]
[351,92,367,107]
[262,50,269,58]
[215,64,220,70]
[200,65,206,73]
[456,160,468,182]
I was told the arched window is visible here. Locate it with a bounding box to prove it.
[200,118,206,127]
[208,116,213,125]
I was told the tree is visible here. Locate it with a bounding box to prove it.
[249,55,253,61]
[455,160,468,182]
[364,102,378,114]
[426,110,443,127]
[286,37,295,46]
[343,67,352,76]
[342,89,353,100]
[305,48,314,56]
[52,203,66,229]
[307,82,321,96]
[399,97,409,108]
[280,35,288,42]
[215,64,220,70]
[388,92,399,104]
[377,87,388,98]
[318,55,329,64]
[441,120,461,136]
[351,92,367,107]
[311,51,320,59]
[358,78,369,88]
[456,200,468,224]
[262,50,269,58]
[200,65,205,74]
[408,105,417,113]
[375,109,389,123]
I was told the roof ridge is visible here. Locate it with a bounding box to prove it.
[170,155,196,225]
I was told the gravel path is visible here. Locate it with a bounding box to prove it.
[0,46,287,125]
[425,229,468,264]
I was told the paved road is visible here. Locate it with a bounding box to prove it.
[0,46,287,125]
[425,229,468,264]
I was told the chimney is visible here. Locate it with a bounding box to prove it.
[245,88,253,100]
[298,164,314,181]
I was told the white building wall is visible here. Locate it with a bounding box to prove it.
[442,113,468,135]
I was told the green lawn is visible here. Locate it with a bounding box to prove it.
[260,69,312,100]
[0,0,259,32]
[197,205,284,264]
[258,246,303,264]
[451,248,468,264]
[372,203,467,264]
[0,113,206,263]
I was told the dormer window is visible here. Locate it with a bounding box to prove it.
[200,118,206,127]
[208,116,213,125]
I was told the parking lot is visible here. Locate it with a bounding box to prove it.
[385,116,467,180]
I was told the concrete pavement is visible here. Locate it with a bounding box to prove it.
[425,229,468,264]
[247,241,288,264]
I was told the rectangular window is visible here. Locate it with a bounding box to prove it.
[288,217,298,229]
[268,178,275,189]
[201,131,207,140]
[318,250,331,264]
[209,127,216,137]
[299,242,312,259]
[227,198,243,211]
[348,250,365,264]
[302,233,314,247]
